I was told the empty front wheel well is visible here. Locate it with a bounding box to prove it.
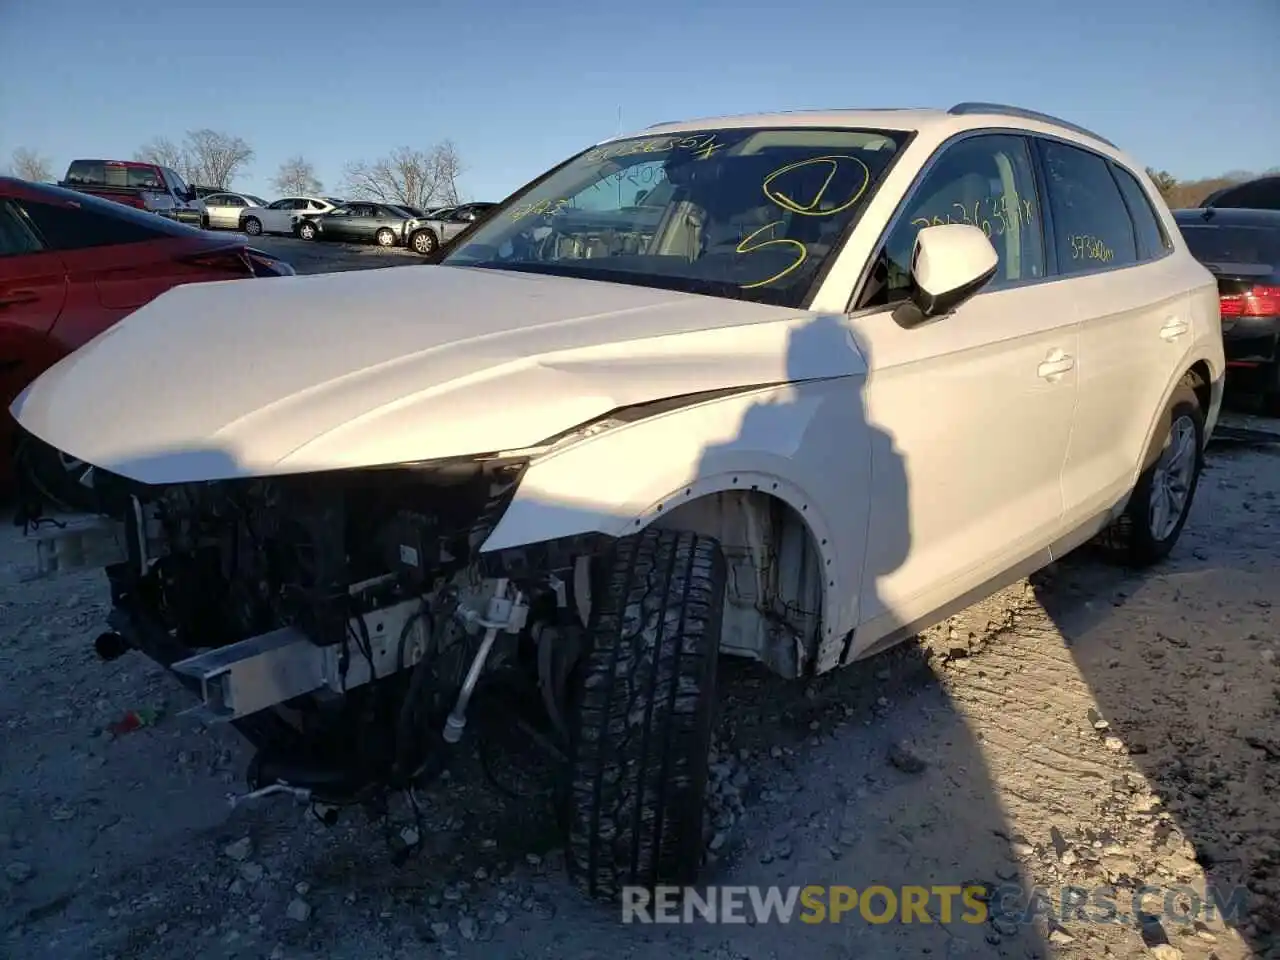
[649,489,826,679]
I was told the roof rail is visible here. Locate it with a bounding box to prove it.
[947,102,1116,148]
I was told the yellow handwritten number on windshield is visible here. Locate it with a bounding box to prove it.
[761,156,871,216]
[736,222,808,289]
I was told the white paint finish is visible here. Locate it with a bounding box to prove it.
[910,224,999,302]
[240,197,337,235]
[1060,257,1200,525]
[10,265,848,483]
[481,373,870,640]
[844,280,1078,658]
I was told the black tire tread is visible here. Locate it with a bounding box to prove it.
[1098,379,1204,566]
[565,527,724,901]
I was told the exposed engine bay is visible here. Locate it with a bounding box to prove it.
[22,456,595,842]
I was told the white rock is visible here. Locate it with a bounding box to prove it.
[223,837,252,862]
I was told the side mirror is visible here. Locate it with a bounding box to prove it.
[900,224,999,325]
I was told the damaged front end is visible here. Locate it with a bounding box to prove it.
[21,454,597,812]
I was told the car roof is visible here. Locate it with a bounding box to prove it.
[1173,207,1280,228]
[622,102,1122,157]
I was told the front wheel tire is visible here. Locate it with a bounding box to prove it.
[298,222,318,241]
[411,229,438,256]
[1103,380,1204,566]
[563,528,725,902]
[243,216,262,236]
[375,227,397,247]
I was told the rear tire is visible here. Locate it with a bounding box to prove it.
[375,227,397,247]
[298,221,318,241]
[243,216,262,236]
[1101,380,1204,567]
[563,528,724,902]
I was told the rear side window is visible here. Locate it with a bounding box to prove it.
[18,199,174,250]
[1036,139,1138,273]
[1111,166,1172,261]
[1178,223,1280,267]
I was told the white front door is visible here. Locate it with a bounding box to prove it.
[844,132,1078,655]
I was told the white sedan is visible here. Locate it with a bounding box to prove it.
[237,196,344,236]
[201,192,269,230]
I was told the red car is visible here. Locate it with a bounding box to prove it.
[0,177,294,510]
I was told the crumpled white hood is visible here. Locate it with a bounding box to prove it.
[12,264,859,484]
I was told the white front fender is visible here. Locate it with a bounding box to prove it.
[480,377,873,642]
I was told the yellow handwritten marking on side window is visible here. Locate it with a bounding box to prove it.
[736,221,808,289]
[910,195,1036,238]
[1068,234,1114,262]
[761,156,871,217]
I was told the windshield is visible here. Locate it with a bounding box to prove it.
[394,204,426,218]
[443,126,907,306]
[244,194,267,207]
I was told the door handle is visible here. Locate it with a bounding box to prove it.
[0,290,39,309]
[1160,318,1190,341]
[1037,351,1075,379]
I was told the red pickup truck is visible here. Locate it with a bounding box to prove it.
[58,159,208,228]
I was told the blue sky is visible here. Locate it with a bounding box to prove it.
[1,0,1276,202]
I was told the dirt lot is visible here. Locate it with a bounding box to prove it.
[1,250,1277,959]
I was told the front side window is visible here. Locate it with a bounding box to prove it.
[863,134,1046,307]
[1037,139,1138,274]
[443,126,909,307]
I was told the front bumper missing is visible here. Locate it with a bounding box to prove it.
[171,596,431,723]
[27,516,130,577]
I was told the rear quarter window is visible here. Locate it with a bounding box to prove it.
[1111,165,1172,261]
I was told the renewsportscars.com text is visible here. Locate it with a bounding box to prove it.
[621,883,1250,926]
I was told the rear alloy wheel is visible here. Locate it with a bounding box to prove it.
[411,229,438,256]
[243,216,262,236]
[1102,380,1204,566]
[375,227,397,248]
[563,528,724,901]
[298,221,318,241]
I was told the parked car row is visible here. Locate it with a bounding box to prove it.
[55,158,499,257]
[292,200,498,254]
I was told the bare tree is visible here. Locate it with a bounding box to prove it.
[341,141,463,208]
[185,130,254,189]
[135,130,253,188]
[7,147,54,182]
[272,156,322,196]
[135,137,197,182]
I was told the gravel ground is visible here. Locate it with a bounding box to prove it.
[229,232,421,274]
[1,249,1276,959]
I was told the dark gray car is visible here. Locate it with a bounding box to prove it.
[295,201,415,246]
